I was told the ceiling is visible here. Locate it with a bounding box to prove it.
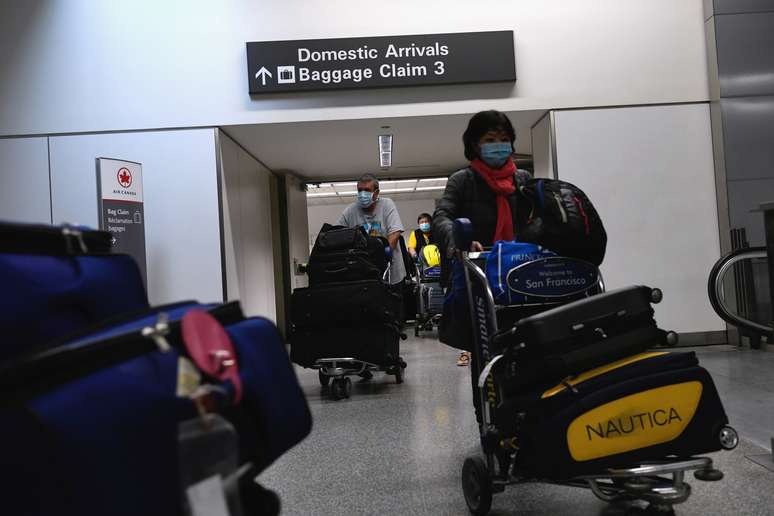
[222,109,546,182]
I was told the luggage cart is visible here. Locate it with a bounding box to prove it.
[452,218,737,515]
[414,259,444,336]
[302,261,408,401]
[312,356,406,400]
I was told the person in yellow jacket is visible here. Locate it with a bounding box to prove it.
[407,213,434,260]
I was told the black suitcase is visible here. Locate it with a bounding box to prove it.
[508,352,728,480]
[291,280,401,328]
[497,285,658,353]
[491,286,663,395]
[308,250,383,285]
[290,323,400,367]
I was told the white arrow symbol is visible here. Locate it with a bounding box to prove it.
[254,66,272,86]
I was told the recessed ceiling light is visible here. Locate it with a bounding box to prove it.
[378,134,393,169]
[380,125,391,129]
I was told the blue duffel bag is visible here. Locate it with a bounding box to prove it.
[0,221,148,357]
[0,301,312,516]
[485,240,556,305]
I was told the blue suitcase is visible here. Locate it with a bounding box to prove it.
[0,301,311,516]
[0,221,148,357]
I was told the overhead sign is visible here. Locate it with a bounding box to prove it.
[96,157,147,287]
[246,31,515,94]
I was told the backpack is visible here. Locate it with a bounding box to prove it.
[518,179,607,266]
[421,244,441,268]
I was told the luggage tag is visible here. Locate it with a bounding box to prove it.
[181,310,242,404]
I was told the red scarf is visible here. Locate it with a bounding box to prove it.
[470,158,516,241]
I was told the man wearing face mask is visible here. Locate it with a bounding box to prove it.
[407,213,434,260]
[336,173,406,284]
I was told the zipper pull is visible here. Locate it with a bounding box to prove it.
[62,224,88,254]
[553,193,568,223]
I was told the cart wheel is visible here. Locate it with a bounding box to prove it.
[331,379,345,400]
[414,324,420,337]
[395,365,404,384]
[318,370,330,387]
[719,425,739,450]
[462,457,492,516]
[343,377,352,398]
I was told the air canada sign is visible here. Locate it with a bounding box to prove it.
[246,31,515,94]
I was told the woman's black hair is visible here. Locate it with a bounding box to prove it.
[417,212,432,223]
[462,110,516,161]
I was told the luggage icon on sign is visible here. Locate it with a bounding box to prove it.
[277,65,296,84]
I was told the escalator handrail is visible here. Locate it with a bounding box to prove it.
[707,246,772,336]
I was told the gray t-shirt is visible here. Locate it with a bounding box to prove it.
[336,197,406,283]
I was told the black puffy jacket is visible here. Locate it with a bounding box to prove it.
[432,167,532,284]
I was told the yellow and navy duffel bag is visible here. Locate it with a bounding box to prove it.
[510,350,729,480]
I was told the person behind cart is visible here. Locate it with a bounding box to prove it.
[407,212,434,261]
[336,173,406,284]
[432,110,532,367]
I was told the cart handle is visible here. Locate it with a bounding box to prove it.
[453,218,474,254]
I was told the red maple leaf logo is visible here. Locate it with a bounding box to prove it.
[117,168,132,188]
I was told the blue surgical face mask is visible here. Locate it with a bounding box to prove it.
[479,142,513,169]
[419,222,431,233]
[357,190,375,209]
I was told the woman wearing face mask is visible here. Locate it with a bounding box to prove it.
[432,110,531,367]
[408,213,434,260]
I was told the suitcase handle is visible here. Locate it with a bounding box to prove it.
[569,310,624,334]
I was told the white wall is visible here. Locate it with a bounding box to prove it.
[48,129,223,305]
[553,104,723,333]
[1,1,709,136]
[218,131,277,320]
[530,113,555,180]
[0,137,51,223]
[307,194,440,249]
[286,175,310,290]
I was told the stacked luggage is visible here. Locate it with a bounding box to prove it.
[452,219,737,515]
[290,224,406,399]
[0,221,312,516]
[414,243,444,336]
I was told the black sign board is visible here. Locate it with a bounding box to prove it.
[246,31,515,94]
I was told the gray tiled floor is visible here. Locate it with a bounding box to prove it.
[261,335,774,515]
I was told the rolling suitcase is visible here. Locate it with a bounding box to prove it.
[291,280,401,328]
[0,301,311,516]
[492,286,664,392]
[0,221,148,357]
[290,322,401,368]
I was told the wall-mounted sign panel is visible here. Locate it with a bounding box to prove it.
[96,157,147,287]
[246,31,515,94]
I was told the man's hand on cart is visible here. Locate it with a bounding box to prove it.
[470,241,484,252]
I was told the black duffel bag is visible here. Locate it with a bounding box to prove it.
[309,224,388,286]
